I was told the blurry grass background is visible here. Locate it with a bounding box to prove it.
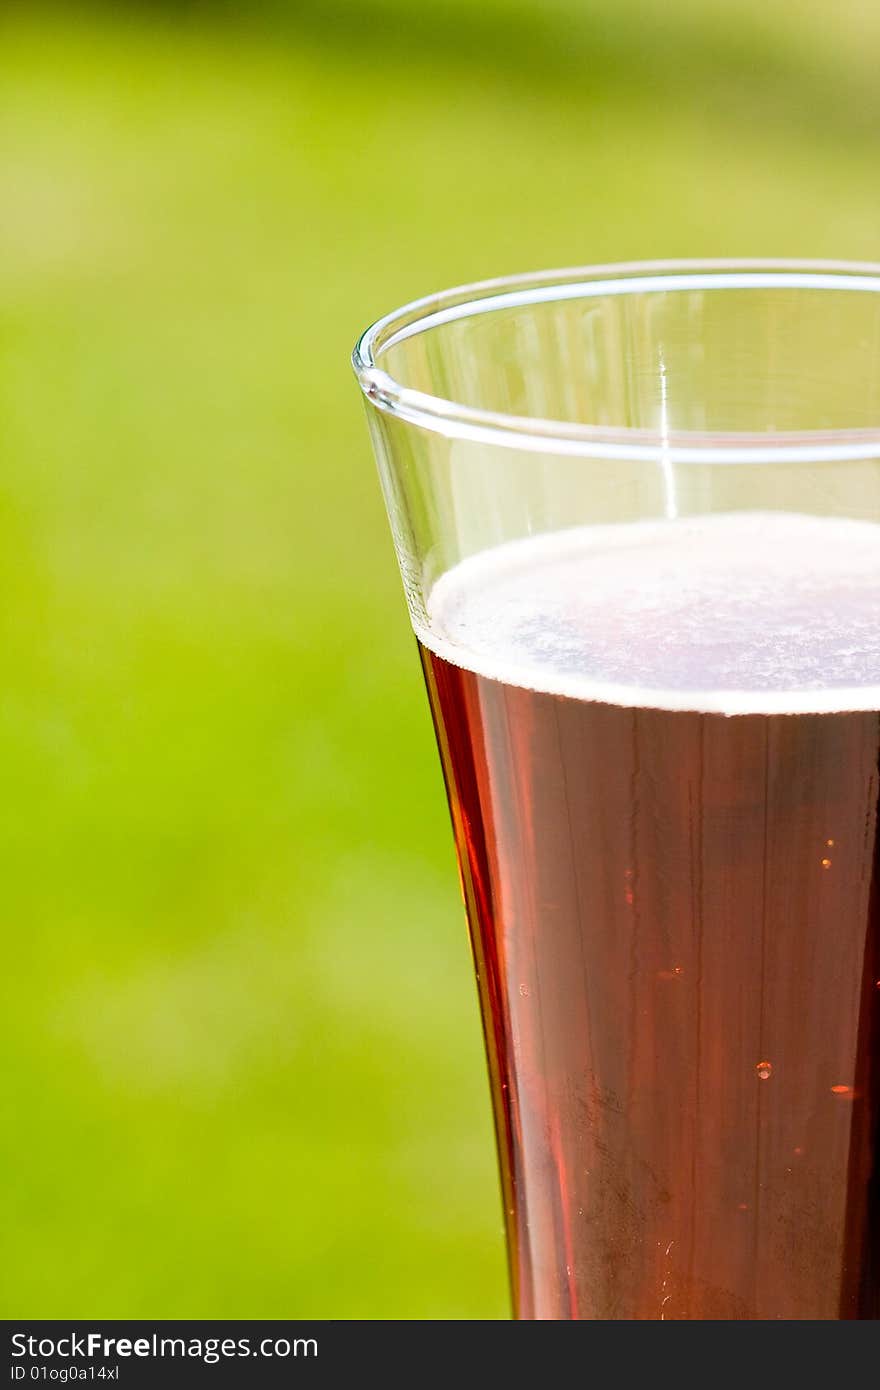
[2,0,879,1318]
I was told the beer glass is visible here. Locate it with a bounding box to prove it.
[351,261,880,1320]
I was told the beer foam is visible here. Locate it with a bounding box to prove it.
[418,513,880,714]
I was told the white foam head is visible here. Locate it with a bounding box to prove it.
[416,513,880,715]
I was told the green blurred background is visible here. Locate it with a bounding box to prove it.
[2,0,879,1319]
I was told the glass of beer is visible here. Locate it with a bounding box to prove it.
[351,261,880,1320]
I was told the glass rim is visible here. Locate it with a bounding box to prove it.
[352,258,880,464]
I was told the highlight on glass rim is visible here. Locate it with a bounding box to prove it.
[355,261,880,1320]
[6,0,880,1351]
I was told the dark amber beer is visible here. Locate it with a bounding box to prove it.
[418,513,880,1319]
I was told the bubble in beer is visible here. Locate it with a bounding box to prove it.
[423,512,880,712]
[831,1085,854,1097]
[756,1061,773,1080]
[821,858,832,869]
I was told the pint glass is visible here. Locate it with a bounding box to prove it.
[352,262,880,1319]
